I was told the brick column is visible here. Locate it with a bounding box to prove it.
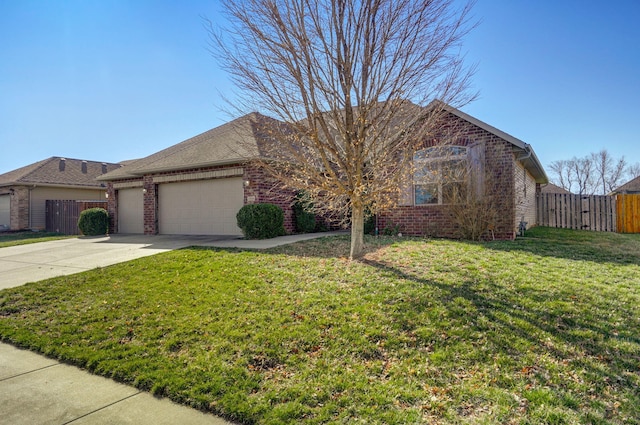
[11,186,30,230]
[143,176,157,235]
[105,183,117,234]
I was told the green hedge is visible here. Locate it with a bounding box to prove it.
[236,203,286,239]
[78,208,109,236]
[293,192,316,233]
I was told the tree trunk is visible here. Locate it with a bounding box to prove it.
[350,202,365,259]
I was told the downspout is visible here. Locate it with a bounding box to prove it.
[514,144,532,236]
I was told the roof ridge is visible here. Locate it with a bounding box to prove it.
[50,156,121,165]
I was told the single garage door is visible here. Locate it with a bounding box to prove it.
[118,188,144,233]
[158,178,243,235]
[0,194,10,229]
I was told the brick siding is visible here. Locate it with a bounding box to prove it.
[377,113,518,240]
[243,164,297,232]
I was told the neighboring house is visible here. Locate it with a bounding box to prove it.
[610,175,640,195]
[540,182,572,194]
[0,157,121,231]
[99,104,548,240]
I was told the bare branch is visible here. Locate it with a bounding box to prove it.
[209,0,477,258]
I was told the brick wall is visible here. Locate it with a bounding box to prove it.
[377,112,518,240]
[10,186,30,230]
[514,160,537,232]
[244,164,296,233]
[143,175,157,234]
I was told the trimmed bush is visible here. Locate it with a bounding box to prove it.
[78,208,109,236]
[236,203,286,239]
[364,213,376,235]
[292,192,316,233]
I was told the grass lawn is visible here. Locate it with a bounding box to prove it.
[0,231,73,248]
[1,227,639,424]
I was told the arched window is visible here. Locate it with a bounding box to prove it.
[413,146,468,205]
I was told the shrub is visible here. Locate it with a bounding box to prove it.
[364,213,376,235]
[77,208,109,236]
[292,192,316,233]
[236,203,286,239]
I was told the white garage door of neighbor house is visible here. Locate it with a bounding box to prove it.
[118,188,144,234]
[0,194,10,229]
[158,178,243,235]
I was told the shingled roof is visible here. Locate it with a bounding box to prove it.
[541,182,571,194]
[611,175,640,194]
[99,102,548,185]
[0,157,122,188]
[98,113,277,181]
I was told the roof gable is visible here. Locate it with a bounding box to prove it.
[433,102,548,184]
[0,157,121,188]
[612,175,640,194]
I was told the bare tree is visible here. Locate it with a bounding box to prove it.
[548,159,575,193]
[627,162,640,180]
[209,0,476,259]
[591,150,626,195]
[570,156,595,195]
[549,150,630,195]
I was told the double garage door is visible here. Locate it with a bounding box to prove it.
[117,178,243,235]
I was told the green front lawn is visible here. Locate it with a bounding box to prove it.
[1,228,639,424]
[0,231,73,248]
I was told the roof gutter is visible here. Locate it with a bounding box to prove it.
[515,143,548,184]
[118,157,254,177]
[515,143,533,161]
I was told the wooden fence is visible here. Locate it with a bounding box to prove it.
[536,193,617,232]
[616,194,640,233]
[45,200,108,235]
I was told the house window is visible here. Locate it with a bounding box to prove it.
[414,146,468,205]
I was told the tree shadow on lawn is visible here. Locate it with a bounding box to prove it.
[361,257,640,404]
[199,234,640,388]
[263,229,640,266]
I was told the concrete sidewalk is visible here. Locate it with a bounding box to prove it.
[0,343,231,425]
[0,231,343,424]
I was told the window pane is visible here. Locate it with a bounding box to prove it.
[414,161,439,182]
[441,159,467,181]
[450,146,467,156]
[415,184,438,205]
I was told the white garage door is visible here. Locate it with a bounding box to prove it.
[158,178,243,235]
[0,194,10,229]
[118,188,144,234]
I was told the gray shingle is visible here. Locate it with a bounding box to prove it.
[0,157,122,188]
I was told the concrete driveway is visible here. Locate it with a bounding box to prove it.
[0,234,236,289]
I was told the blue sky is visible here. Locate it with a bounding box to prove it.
[1,0,639,176]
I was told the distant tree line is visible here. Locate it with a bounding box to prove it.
[548,150,640,195]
